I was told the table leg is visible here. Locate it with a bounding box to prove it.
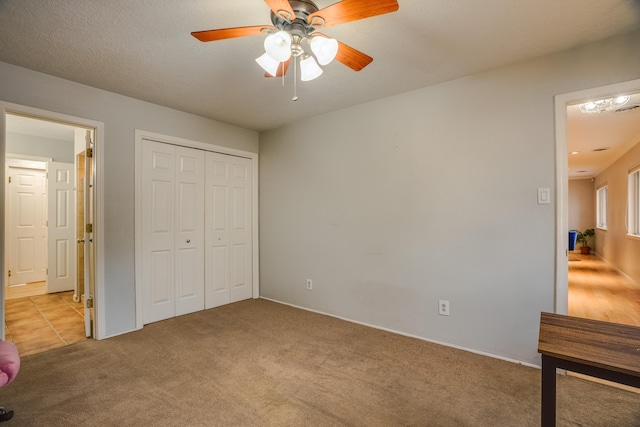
[541,355,557,427]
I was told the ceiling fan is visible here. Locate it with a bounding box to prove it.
[191,0,399,82]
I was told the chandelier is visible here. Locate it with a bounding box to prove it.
[578,96,630,114]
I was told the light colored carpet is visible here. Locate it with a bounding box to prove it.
[2,299,639,426]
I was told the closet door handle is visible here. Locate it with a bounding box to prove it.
[186,239,191,243]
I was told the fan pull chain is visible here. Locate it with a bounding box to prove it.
[292,56,298,101]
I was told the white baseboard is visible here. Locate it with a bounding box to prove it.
[260,296,540,370]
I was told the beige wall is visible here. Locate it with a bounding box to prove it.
[594,140,640,285]
[568,179,595,233]
[259,30,640,366]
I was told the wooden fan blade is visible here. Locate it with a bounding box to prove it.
[191,25,272,42]
[264,0,296,20]
[265,59,291,78]
[308,0,399,28]
[314,33,372,71]
[336,41,372,71]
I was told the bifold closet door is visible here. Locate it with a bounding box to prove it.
[141,140,205,324]
[205,152,252,309]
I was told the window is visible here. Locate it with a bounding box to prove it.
[629,168,640,237]
[596,185,607,229]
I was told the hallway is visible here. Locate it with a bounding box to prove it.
[568,252,640,326]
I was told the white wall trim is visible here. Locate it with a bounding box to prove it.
[261,297,541,369]
[134,129,259,330]
[554,78,640,315]
[0,100,106,340]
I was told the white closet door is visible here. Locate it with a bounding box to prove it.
[142,141,176,324]
[205,152,252,308]
[47,162,76,293]
[142,140,205,324]
[174,146,205,316]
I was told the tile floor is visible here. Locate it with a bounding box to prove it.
[4,291,87,356]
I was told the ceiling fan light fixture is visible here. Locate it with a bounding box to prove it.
[300,55,323,81]
[310,36,338,65]
[264,30,292,62]
[256,52,281,76]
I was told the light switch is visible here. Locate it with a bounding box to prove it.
[537,188,551,205]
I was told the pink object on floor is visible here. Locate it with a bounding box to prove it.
[0,341,20,387]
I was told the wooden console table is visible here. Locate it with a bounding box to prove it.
[538,312,640,426]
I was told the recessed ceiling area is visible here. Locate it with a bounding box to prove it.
[0,1,639,132]
[567,91,640,179]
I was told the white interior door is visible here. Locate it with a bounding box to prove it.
[6,166,47,286]
[141,140,205,324]
[47,161,76,293]
[205,152,252,308]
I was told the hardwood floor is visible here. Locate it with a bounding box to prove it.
[568,252,640,326]
[4,291,87,356]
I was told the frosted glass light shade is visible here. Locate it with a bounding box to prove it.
[264,31,292,62]
[255,52,280,76]
[300,56,323,81]
[310,36,338,65]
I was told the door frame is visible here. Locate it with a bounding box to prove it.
[554,78,640,314]
[134,130,259,330]
[0,101,106,340]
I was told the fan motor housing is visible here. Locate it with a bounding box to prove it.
[270,0,319,37]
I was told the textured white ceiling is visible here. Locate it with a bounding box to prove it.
[0,0,639,133]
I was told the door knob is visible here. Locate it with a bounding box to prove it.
[186,239,191,243]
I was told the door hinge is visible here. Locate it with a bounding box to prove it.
[86,296,94,309]
[86,147,93,158]
[86,223,93,233]
[7,270,10,277]
[7,176,11,183]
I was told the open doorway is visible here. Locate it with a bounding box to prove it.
[3,113,96,355]
[556,78,640,324]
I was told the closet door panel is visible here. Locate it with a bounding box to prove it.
[174,146,205,316]
[142,141,176,324]
[229,158,252,303]
[205,154,231,309]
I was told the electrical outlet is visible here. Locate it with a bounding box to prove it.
[439,300,450,316]
[306,279,313,291]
